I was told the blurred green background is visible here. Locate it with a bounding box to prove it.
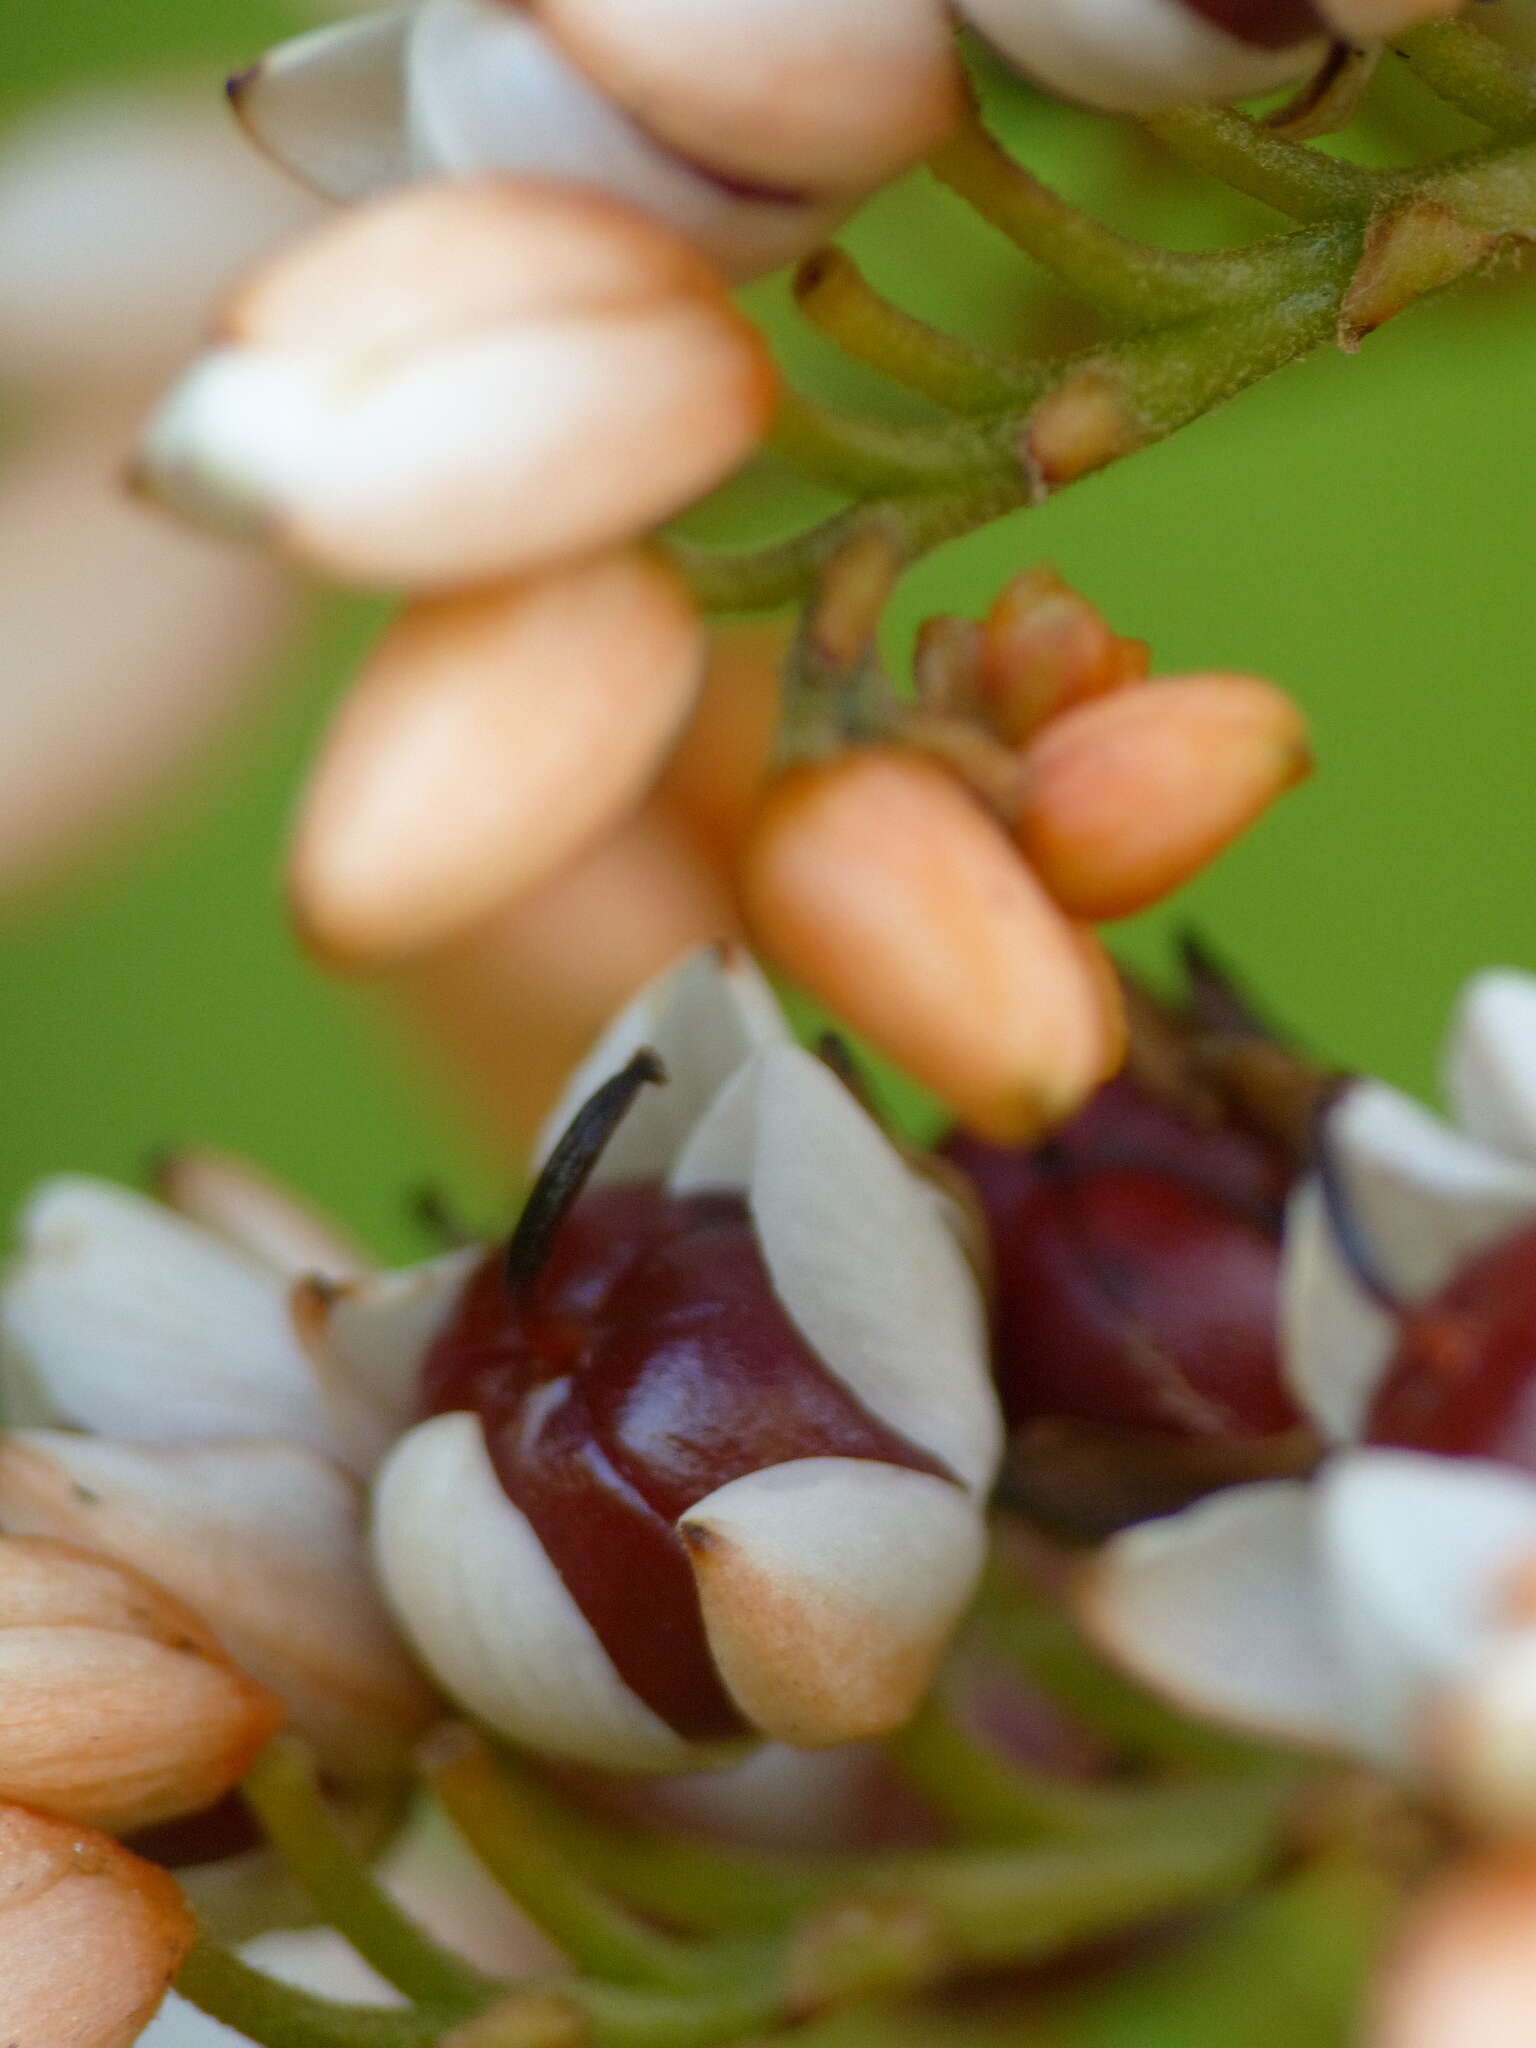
[5,0,1536,1268]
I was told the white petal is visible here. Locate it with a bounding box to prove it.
[0,414,297,896]
[0,1179,341,1456]
[1320,1451,1536,1772]
[1280,1179,1399,1443]
[1446,970,1536,1171]
[0,1431,436,1778]
[229,11,417,203]
[957,0,1322,116]
[535,945,789,1185]
[154,1147,371,1282]
[1320,1081,1536,1298]
[0,84,319,394]
[1080,1481,1351,1748]
[290,1248,478,1468]
[373,1412,699,1771]
[672,1047,1001,1495]
[406,0,845,280]
[144,305,771,590]
[681,1458,986,1747]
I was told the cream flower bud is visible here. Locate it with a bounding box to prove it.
[0,1436,436,1782]
[955,0,1327,116]
[1013,673,1312,921]
[137,180,777,588]
[290,550,704,967]
[371,948,1000,1770]
[230,2,847,280]
[1370,1852,1536,2048]
[0,1535,282,1835]
[0,1805,195,2048]
[532,0,963,194]
[739,749,1125,1144]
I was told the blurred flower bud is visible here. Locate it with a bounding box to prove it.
[0,1804,194,2048]
[0,84,316,397]
[955,0,1328,115]
[531,0,962,195]
[739,748,1123,1143]
[397,804,744,1155]
[289,550,704,966]
[659,619,786,866]
[0,1535,281,1835]
[373,950,1000,1768]
[1013,674,1312,921]
[0,1436,434,1784]
[977,566,1147,745]
[1370,1851,1536,2048]
[137,180,776,589]
[230,2,849,280]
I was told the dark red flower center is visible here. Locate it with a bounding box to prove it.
[1365,1220,1536,1473]
[945,1078,1298,1442]
[420,1183,942,1742]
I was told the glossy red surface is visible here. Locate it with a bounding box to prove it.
[945,1078,1297,1440]
[422,1184,940,1740]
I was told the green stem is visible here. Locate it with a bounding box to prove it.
[931,113,1283,323]
[767,389,1013,499]
[424,1728,736,1991]
[1399,18,1536,131]
[884,1693,1239,1846]
[243,1737,497,2013]
[1413,132,1536,234]
[174,1939,463,2048]
[496,1771,837,1937]
[815,1775,1293,1987]
[793,246,1045,415]
[1143,103,1379,220]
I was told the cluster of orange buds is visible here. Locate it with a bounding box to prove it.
[741,568,1312,1143]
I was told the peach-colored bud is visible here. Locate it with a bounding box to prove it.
[0,1804,195,2048]
[534,0,963,195]
[398,802,742,1155]
[137,180,777,590]
[739,748,1124,1143]
[290,550,703,968]
[659,618,786,864]
[0,1536,282,1836]
[978,567,1148,744]
[1370,1852,1536,2048]
[1014,673,1312,921]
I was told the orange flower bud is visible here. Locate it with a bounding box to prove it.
[0,1804,194,2048]
[0,1535,282,1835]
[1014,673,1312,921]
[290,549,703,969]
[739,748,1123,1143]
[1371,1851,1536,2048]
[659,618,786,865]
[978,566,1148,745]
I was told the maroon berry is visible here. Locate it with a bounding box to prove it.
[943,1076,1299,1441]
[421,1182,942,1743]
[1365,1220,1536,1475]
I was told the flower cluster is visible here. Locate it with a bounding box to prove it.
[1084,969,1536,1836]
[0,950,999,1783]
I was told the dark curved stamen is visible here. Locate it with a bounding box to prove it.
[504,1050,667,1297]
[1309,1089,1407,1317]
